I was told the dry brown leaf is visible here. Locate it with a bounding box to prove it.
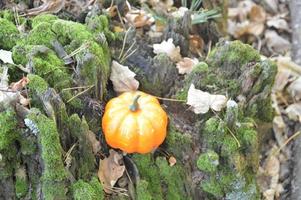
[98,149,125,193]
[125,9,154,28]
[265,155,280,176]
[267,17,290,32]
[86,131,101,154]
[249,4,266,23]
[285,103,301,122]
[176,57,198,74]
[10,77,29,91]
[168,156,177,167]
[23,0,65,16]
[187,84,227,114]
[265,30,290,54]
[110,61,139,93]
[288,76,301,101]
[189,35,204,55]
[153,38,182,62]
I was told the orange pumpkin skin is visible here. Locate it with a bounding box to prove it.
[102,91,168,154]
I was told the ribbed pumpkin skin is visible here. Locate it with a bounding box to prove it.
[102,91,168,153]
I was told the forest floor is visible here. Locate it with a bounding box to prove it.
[0,0,301,200]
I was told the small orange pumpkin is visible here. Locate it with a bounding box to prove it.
[102,91,168,153]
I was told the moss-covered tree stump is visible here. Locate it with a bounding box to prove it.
[0,8,276,200]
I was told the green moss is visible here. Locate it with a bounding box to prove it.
[0,109,18,150]
[133,154,189,200]
[52,19,92,45]
[136,180,153,200]
[132,154,163,199]
[19,132,37,155]
[166,125,192,157]
[31,14,58,28]
[207,40,261,70]
[201,178,223,198]
[197,150,219,173]
[155,157,188,200]
[51,19,111,99]
[0,18,19,50]
[86,15,116,41]
[27,74,49,95]
[15,168,28,198]
[68,115,96,179]
[0,10,14,21]
[27,109,67,199]
[221,135,239,157]
[27,22,56,48]
[72,178,104,200]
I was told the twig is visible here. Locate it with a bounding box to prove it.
[118,27,132,60]
[273,131,301,156]
[212,110,241,148]
[62,85,94,91]
[66,85,94,103]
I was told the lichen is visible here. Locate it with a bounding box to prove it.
[27,108,67,199]
[0,18,19,50]
[72,177,104,200]
[197,150,219,173]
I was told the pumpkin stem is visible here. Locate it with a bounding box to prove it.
[129,95,141,112]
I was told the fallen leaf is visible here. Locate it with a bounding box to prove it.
[171,7,188,18]
[187,84,227,114]
[110,61,139,93]
[263,0,278,13]
[168,156,177,166]
[265,156,280,176]
[265,30,290,54]
[125,9,154,28]
[19,95,30,106]
[267,17,290,32]
[0,49,14,64]
[249,4,266,23]
[288,76,301,101]
[86,131,101,154]
[98,149,125,193]
[176,57,198,74]
[189,35,204,55]
[153,38,182,62]
[23,0,65,16]
[10,77,29,91]
[285,103,301,122]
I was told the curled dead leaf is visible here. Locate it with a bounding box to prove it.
[86,130,101,154]
[110,61,139,93]
[168,156,177,167]
[23,0,65,16]
[285,103,301,122]
[288,76,301,101]
[153,38,182,62]
[125,9,154,28]
[189,35,204,55]
[10,77,29,92]
[187,84,227,114]
[265,30,290,54]
[0,49,14,64]
[98,149,125,194]
[176,57,198,74]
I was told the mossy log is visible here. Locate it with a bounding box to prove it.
[0,9,276,200]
